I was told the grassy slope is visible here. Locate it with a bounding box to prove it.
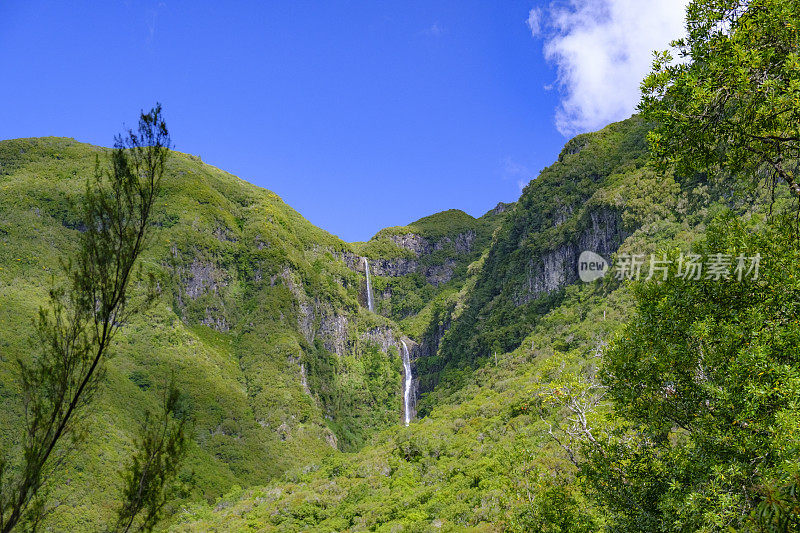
[0,137,404,529]
[168,116,771,531]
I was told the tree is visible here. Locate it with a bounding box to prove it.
[640,0,800,199]
[587,215,800,530]
[114,378,190,533]
[0,105,172,532]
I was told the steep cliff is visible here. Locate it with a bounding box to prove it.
[351,208,506,322]
[415,117,679,407]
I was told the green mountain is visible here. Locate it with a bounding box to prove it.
[0,116,785,531]
[166,117,781,531]
[0,137,416,529]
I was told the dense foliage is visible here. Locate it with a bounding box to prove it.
[419,117,654,405]
[170,282,631,532]
[168,112,750,530]
[6,3,800,529]
[0,107,179,533]
[641,0,800,199]
[585,216,800,530]
[354,208,505,324]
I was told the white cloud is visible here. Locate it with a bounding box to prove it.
[530,0,689,136]
[526,8,543,37]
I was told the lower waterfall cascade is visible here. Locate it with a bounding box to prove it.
[400,340,413,426]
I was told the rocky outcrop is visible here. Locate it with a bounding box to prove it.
[181,259,229,300]
[324,429,338,449]
[558,134,590,161]
[423,259,458,286]
[389,233,432,255]
[515,207,625,305]
[359,326,399,355]
[200,308,230,332]
[451,231,476,254]
[489,202,513,215]
[170,255,232,331]
[413,309,451,396]
[336,251,362,271]
[276,263,406,364]
[347,230,478,287]
[388,231,476,257]
[369,256,418,278]
[317,313,349,358]
[553,203,574,227]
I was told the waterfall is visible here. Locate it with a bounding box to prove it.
[400,340,413,426]
[363,257,374,312]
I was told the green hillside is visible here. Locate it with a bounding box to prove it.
[170,281,633,531]
[352,207,506,325]
[164,108,797,530]
[0,137,410,530]
[2,120,797,532]
[148,116,712,530]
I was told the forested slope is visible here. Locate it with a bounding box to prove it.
[169,114,778,531]
[0,137,410,529]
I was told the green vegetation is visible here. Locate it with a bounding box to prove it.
[642,0,800,199]
[585,215,800,531]
[163,111,737,530]
[354,208,505,323]
[171,282,631,532]
[168,1,800,521]
[4,2,800,530]
[166,109,800,532]
[0,106,188,533]
[116,378,190,533]
[372,209,484,242]
[422,117,654,403]
[0,133,407,530]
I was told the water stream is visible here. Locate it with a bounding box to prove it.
[400,340,413,426]
[363,257,374,312]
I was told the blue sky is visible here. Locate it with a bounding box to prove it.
[0,1,686,241]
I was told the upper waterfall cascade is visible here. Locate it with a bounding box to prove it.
[363,257,374,312]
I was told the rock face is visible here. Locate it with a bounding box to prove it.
[171,255,232,331]
[177,259,229,301]
[388,231,476,257]
[278,262,402,362]
[317,313,349,358]
[361,230,477,286]
[558,134,590,161]
[369,256,418,278]
[388,233,433,255]
[359,326,400,356]
[515,208,625,305]
[423,259,458,286]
